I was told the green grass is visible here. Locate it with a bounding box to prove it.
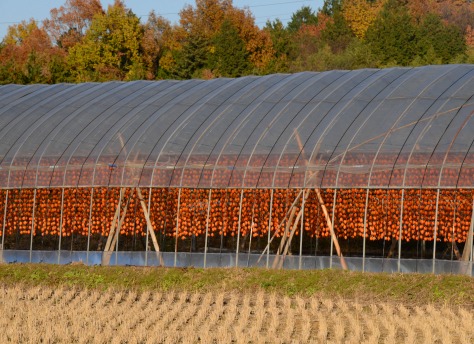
[0,263,472,307]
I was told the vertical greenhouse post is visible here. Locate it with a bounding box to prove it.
[57,188,65,264]
[398,189,405,273]
[144,187,152,266]
[174,188,181,267]
[362,189,369,272]
[266,189,274,268]
[298,190,305,270]
[235,189,244,267]
[432,188,440,274]
[329,190,337,269]
[86,188,94,265]
[29,189,37,263]
[204,189,212,268]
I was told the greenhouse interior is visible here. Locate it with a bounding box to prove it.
[0,64,473,275]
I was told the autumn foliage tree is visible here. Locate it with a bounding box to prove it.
[0,0,472,84]
[67,0,144,81]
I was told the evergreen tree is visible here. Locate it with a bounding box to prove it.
[211,20,249,77]
[287,6,318,33]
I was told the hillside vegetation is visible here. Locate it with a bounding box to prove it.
[1,0,474,84]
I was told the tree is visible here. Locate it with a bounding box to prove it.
[416,13,466,63]
[0,20,67,84]
[211,20,249,77]
[141,11,171,79]
[67,0,144,81]
[342,0,385,39]
[43,0,104,50]
[287,6,318,32]
[365,1,418,66]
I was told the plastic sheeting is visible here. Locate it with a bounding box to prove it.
[1,65,474,189]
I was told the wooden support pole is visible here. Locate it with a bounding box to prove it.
[256,190,303,265]
[1,189,9,255]
[462,197,474,262]
[315,188,347,270]
[272,206,297,269]
[136,187,164,266]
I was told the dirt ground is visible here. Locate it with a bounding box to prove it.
[0,285,472,343]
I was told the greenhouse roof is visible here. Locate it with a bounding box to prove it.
[1,64,474,189]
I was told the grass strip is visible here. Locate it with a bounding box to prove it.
[0,263,472,307]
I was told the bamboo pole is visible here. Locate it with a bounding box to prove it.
[315,188,347,270]
[136,187,164,267]
[462,197,474,262]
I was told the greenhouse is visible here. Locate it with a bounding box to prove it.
[0,64,473,274]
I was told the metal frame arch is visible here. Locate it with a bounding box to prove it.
[362,65,466,189]
[55,81,169,188]
[252,72,343,189]
[0,84,86,189]
[206,74,299,189]
[266,71,355,189]
[223,73,316,189]
[455,108,474,189]
[0,84,65,135]
[390,68,474,189]
[93,79,213,188]
[71,80,197,188]
[410,88,474,189]
[194,75,283,188]
[0,84,46,108]
[25,83,115,188]
[298,68,383,189]
[115,76,254,189]
[288,68,409,190]
[240,70,363,190]
[325,68,415,190]
[175,76,270,189]
[136,77,237,189]
[165,77,258,189]
[434,100,474,189]
[122,77,227,188]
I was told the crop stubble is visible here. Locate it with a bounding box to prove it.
[0,285,472,343]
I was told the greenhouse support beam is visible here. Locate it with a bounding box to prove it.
[299,190,305,270]
[362,189,369,272]
[102,188,125,266]
[316,188,347,270]
[266,189,274,268]
[330,189,337,269]
[136,187,163,267]
[204,189,212,268]
[29,189,37,263]
[462,197,474,265]
[432,189,440,274]
[144,187,152,266]
[1,189,8,251]
[57,188,65,264]
[235,189,244,267]
[256,190,303,266]
[174,188,182,267]
[398,189,405,273]
[86,188,94,265]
